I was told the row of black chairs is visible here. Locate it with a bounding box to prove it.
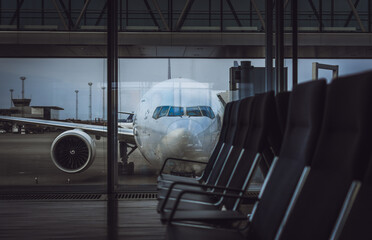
[157,88,284,215]
[157,70,372,240]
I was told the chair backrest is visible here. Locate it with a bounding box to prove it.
[201,101,233,181]
[212,96,256,190]
[275,91,291,136]
[337,156,372,240]
[266,92,288,157]
[246,80,326,240]
[232,96,256,148]
[260,91,289,173]
[223,91,275,210]
[205,99,241,185]
[277,71,372,240]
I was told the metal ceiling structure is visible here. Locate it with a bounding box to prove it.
[0,0,371,58]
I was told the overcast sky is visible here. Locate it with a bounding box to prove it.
[0,58,372,120]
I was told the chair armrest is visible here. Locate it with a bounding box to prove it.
[168,189,258,223]
[160,181,250,212]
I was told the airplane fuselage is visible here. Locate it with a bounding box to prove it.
[133,78,222,168]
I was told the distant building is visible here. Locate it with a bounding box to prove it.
[0,98,63,120]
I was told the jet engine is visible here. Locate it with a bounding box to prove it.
[51,129,96,173]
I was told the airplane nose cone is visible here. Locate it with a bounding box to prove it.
[164,119,208,158]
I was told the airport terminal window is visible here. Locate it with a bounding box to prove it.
[186,107,202,117]
[168,106,184,116]
[152,107,162,119]
[0,58,108,189]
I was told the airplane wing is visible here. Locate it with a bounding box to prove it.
[119,111,134,115]
[119,111,134,123]
[0,115,135,144]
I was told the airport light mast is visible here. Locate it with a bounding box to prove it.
[20,76,26,99]
[20,76,26,117]
[88,82,93,122]
[9,89,14,107]
[75,90,79,120]
[101,86,106,121]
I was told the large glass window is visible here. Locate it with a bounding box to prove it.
[0,58,107,189]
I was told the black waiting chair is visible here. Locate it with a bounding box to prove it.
[332,158,372,240]
[245,80,325,240]
[275,91,291,136]
[275,71,372,240]
[259,91,290,174]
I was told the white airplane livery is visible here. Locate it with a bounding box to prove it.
[0,78,223,174]
[134,78,222,167]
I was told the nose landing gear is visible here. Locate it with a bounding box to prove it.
[118,142,137,175]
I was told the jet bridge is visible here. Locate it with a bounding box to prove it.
[227,61,287,102]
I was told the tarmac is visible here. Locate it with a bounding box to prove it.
[0,131,262,192]
[0,132,158,187]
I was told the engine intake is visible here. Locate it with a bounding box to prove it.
[51,129,96,173]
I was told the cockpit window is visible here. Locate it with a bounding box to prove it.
[152,106,161,119]
[158,106,170,118]
[153,105,215,119]
[199,106,215,119]
[186,107,202,117]
[168,106,184,116]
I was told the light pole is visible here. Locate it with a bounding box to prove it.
[75,90,79,120]
[20,76,26,117]
[88,82,93,122]
[101,86,106,121]
[10,89,14,107]
[20,76,26,99]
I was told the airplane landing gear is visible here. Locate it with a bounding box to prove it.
[118,141,137,175]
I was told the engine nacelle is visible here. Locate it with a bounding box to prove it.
[51,129,96,174]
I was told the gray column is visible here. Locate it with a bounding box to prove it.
[107,0,119,194]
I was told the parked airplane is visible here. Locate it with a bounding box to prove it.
[0,78,223,175]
